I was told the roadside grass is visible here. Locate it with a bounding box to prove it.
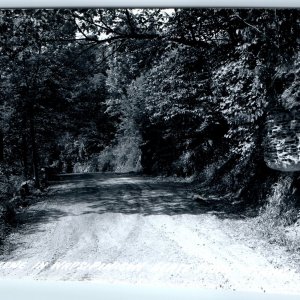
[252,174,300,254]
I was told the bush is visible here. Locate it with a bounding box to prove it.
[97,147,115,172]
[73,156,99,173]
[200,158,227,184]
[98,136,142,173]
[253,174,300,250]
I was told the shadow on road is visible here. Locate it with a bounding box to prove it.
[9,173,253,235]
[47,173,250,217]
[1,173,253,255]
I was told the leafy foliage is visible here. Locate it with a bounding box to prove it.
[0,8,299,210]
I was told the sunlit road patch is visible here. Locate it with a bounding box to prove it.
[0,173,300,295]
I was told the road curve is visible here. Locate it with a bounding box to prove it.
[0,173,300,294]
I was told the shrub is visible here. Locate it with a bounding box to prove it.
[253,174,300,251]
[98,135,142,173]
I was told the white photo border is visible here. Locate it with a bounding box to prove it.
[0,2,299,300]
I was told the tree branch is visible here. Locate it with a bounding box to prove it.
[231,14,279,49]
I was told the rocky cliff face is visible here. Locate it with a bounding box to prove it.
[265,111,300,171]
[264,53,300,172]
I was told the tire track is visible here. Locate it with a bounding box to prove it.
[0,173,300,294]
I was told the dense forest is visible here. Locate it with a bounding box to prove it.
[0,8,300,244]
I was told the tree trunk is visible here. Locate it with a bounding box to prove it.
[21,133,29,179]
[28,103,40,188]
[0,129,3,162]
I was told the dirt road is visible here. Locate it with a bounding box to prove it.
[0,173,300,294]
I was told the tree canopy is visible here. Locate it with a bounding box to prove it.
[0,8,299,204]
